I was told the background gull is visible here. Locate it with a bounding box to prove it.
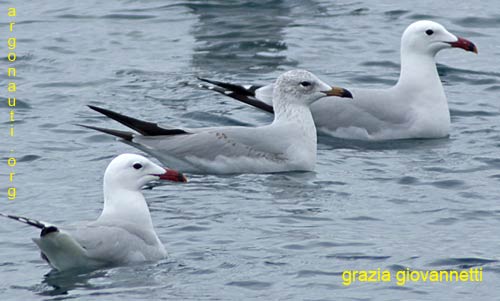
[198,20,478,141]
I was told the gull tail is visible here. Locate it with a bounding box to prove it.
[1,212,89,271]
[197,77,274,114]
[87,105,190,137]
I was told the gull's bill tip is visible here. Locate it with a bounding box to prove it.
[157,168,188,182]
[448,36,478,54]
[321,87,353,99]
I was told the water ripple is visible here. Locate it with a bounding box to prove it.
[226,280,273,290]
[428,257,497,268]
[452,16,500,28]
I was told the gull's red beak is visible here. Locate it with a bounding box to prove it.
[157,168,188,182]
[448,37,478,54]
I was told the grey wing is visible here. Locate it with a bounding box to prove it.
[71,224,165,264]
[311,87,410,134]
[131,126,290,172]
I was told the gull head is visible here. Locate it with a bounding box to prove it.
[401,20,477,57]
[273,69,352,107]
[104,154,187,191]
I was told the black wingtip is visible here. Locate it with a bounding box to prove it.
[88,104,104,112]
[87,105,190,136]
[0,212,46,229]
[77,124,134,141]
[196,77,274,114]
[196,77,258,97]
[197,77,219,86]
[87,105,150,135]
[40,226,59,237]
[0,213,60,238]
[88,105,134,127]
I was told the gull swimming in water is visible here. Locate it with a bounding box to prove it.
[83,70,352,174]
[197,20,478,141]
[0,154,187,271]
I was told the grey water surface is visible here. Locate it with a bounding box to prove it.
[1,0,499,300]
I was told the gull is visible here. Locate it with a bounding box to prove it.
[82,70,352,174]
[0,154,187,271]
[197,20,478,141]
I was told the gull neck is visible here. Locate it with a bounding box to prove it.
[100,184,155,229]
[397,49,441,91]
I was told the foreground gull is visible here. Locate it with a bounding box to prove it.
[198,20,478,141]
[83,70,352,174]
[0,154,187,271]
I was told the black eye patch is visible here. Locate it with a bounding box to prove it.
[300,81,312,87]
[425,29,434,36]
[133,163,143,170]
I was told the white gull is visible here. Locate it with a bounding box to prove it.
[0,154,187,271]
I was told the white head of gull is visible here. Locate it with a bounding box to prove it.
[397,20,477,88]
[272,69,351,121]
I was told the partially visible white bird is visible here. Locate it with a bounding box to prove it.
[0,154,187,271]
[83,70,352,174]
[198,20,478,141]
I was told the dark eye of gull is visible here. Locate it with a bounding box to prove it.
[425,29,434,36]
[300,81,312,87]
[133,163,143,170]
